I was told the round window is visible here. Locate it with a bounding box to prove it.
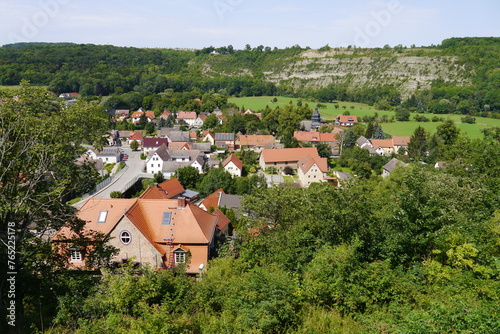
[119,230,131,245]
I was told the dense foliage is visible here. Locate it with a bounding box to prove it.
[1,38,499,116]
[42,134,500,333]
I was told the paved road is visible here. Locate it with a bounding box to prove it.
[73,147,151,208]
[93,146,150,198]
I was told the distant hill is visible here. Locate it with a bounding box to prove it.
[0,38,498,112]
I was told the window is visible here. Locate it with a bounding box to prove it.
[162,212,172,225]
[119,230,131,245]
[174,248,187,264]
[97,210,108,224]
[69,248,82,262]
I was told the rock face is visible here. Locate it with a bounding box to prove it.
[199,48,472,99]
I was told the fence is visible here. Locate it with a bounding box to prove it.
[82,165,129,200]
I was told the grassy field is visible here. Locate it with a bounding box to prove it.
[229,96,500,139]
[228,96,384,120]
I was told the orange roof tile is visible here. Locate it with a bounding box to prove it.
[222,153,243,170]
[260,147,321,163]
[238,134,275,146]
[177,111,197,119]
[336,115,358,123]
[212,209,231,231]
[370,139,394,149]
[140,178,185,199]
[392,136,411,146]
[293,131,338,143]
[200,188,225,211]
[298,155,329,173]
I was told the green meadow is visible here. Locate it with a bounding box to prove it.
[229,96,500,139]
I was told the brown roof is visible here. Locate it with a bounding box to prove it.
[238,134,275,147]
[293,131,338,143]
[221,153,243,170]
[370,139,394,149]
[140,178,185,199]
[177,111,197,119]
[260,147,321,163]
[392,136,411,147]
[200,188,225,211]
[212,209,231,231]
[336,115,358,123]
[298,155,329,173]
[129,131,144,141]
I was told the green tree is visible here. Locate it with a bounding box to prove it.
[316,142,332,158]
[174,166,201,190]
[372,123,385,139]
[436,119,461,145]
[198,168,233,197]
[0,82,111,331]
[407,126,428,161]
[130,139,139,151]
[201,114,220,130]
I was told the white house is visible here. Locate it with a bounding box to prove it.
[177,111,197,127]
[85,147,121,164]
[297,155,329,187]
[221,153,243,177]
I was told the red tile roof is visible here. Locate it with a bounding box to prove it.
[293,131,338,143]
[221,153,243,170]
[237,134,275,147]
[336,115,358,123]
[200,188,225,211]
[212,209,231,231]
[177,111,197,119]
[140,178,185,199]
[260,147,321,163]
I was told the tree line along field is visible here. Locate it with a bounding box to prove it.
[229,96,500,139]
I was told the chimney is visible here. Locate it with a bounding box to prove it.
[178,197,186,208]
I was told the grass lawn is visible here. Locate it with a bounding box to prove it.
[228,96,386,121]
[283,175,295,184]
[229,96,500,139]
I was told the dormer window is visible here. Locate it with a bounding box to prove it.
[69,246,82,262]
[173,247,187,264]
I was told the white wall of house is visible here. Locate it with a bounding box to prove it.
[146,154,164,174]
[224,162,242,177]
[298,163,325,187]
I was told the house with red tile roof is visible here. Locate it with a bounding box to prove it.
[259,147,323,171]
[140,178,185,200]
[236,134,276,152]
[177,111,197,127]
[293,131,339,146]
[221,153,243,177]
[199,188,225,212]
[52,198,224,274]
[131,110,155,124]
[334,114,358,126]
[129,130,145,145]
[297,155,330,187]
[370,139,395,156]
[202,131,215,145]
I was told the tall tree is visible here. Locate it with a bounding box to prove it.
[372,123,385,139]
[407,126,428,161]
[0,82,109,331]
[436,119,461,145]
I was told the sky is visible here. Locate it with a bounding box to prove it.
[1,0,499,49]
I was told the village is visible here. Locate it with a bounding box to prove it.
[55,97,416,275]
